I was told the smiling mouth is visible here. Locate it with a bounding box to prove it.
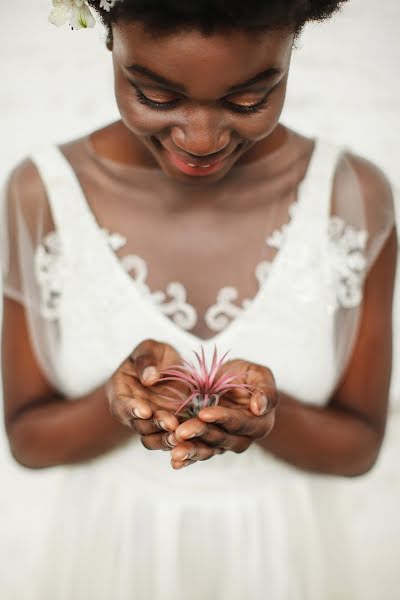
[187,162,213,168]
[156,142,243,176]
[167,152,228,176]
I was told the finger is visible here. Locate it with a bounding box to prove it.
[132,419,162,436]
[152,409,180,433]
[171,459,196,470]
[220,360,278,415]
[131,339,181,387]
[141,432,178,451]
[249,386,279,417]
[193,424,241,450]
[173,418,252,453]
[170,441,225,466]
[174,418,208,443]
[195,423,252,453]
[246,370,278,416]
[198,406,275,438]
[110,393,153,423]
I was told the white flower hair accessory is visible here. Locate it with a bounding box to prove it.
[49,0,119,30]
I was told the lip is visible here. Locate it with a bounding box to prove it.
[161,145,236,177]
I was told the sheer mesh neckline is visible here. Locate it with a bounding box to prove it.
[46,137,322,346]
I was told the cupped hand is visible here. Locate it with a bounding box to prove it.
[106,338,187,447]
[168,359,279,469]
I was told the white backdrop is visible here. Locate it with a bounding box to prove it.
[1,1,399,598]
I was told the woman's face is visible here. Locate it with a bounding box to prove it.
[111,22,294,183]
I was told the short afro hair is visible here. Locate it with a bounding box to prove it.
[88,0,348,36]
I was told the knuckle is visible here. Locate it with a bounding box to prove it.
[197,447,213,462]
[201,432,223,447]
[234,439,251,454]
[230,423,245,435]
[134,421,147,435]
[140,436,152,450]
[140,435,150,450]
[131,340,160,365]
[112,399,129,422]
[216,448,226,456]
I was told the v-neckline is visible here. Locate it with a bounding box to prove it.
[53,138,320,351]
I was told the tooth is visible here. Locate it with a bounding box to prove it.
[187,163,197,167]
[200,164,211,168]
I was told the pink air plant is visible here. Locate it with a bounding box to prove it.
[158,346,258,419]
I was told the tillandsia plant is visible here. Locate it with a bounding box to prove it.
[48,0,119,30]
[158,347,260,420]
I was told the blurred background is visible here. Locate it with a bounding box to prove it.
[0,0,399,598]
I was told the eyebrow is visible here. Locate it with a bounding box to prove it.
[125,63,283,94]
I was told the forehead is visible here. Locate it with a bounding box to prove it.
[113,22,293,92]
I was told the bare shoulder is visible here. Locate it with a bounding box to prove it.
[4,157,49,227]
[341,150,394,206]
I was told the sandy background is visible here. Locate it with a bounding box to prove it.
[0,1,399,598]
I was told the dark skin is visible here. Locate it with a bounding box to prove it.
[2,22,396,473]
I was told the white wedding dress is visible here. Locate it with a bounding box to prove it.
[0,131,395,600]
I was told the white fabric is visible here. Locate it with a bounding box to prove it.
[0,136,395,599]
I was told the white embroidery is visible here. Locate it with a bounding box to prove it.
[34,214,368,329]
[267,202,299,250]
[205,287,249,332]
[327,217,368,310]
[35,231,65,320]
[204,262,273,332]
[99,228,127,252]
[264,212,368,311]
[120,253,197,330]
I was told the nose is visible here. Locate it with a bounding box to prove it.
[170,109,230,157]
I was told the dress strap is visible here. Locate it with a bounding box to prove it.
[297,139,346,220]
[30,145,96,254]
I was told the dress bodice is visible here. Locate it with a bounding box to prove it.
[29,139,364,407]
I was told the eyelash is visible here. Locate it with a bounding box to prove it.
[130,82,271,115]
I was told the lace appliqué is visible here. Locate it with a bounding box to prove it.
[35,231,65,320]
[34,214,367,329]
[100,229,197,331]
[327,217,368,311]
[204,261,272,332]
[266,211,368,311]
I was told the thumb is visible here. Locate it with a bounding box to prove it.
[132,339,181,387]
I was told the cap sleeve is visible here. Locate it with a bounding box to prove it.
[329,150,396,383]
[0,158,63,390]
[331,152,395,274]
[1,158,55,305]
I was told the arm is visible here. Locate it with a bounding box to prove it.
[258,225,397,476]
[2,297,132,469]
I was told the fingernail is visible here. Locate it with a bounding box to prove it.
[183,450,196,460]
[167,434,177,447]
[142,366,157,382]
[156,420,167,431]
[133,407,146,419]
[257,395,268,415]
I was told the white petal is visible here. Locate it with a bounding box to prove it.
[69,4,96,29]
[100,0,117,11]
[48,6,69,27]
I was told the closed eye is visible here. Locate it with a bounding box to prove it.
[222,92,272,114]
[129,79,272,114]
